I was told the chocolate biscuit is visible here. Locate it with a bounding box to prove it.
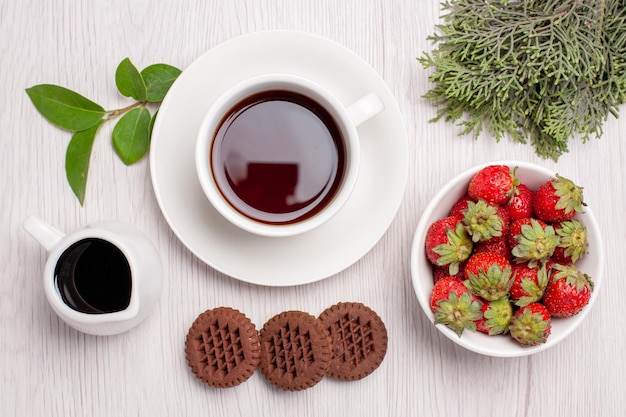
[185,307,260,388]
[259,310,332,391]
[319,302,388,381]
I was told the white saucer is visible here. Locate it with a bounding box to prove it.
[149,30,408,286]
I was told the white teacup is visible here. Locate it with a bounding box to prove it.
[195,73,385,237]
[23,215,163,336]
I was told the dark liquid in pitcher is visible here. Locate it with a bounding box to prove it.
[210,90,346,224]
[54,238,132,314]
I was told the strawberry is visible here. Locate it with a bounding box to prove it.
[509,218,559,267]
[430,277,470,311]
[506,218,523,250]
[475,298,513,335]
[506,218,538,250]
[449,193,473,218]
[473,235,510,259]
[543,264,593,317]
[464,252,513,301]
[468,165,519,204]
[430,277,483,337]
[461,199,509,243]
[552,219,588,263]
[509,263,549,307]
[533,174,585,222]
[504,183,534,220]
[433,264,465,284]
[509,303,552,346]
[425,216,473,275]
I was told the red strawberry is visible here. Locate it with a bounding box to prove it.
[508,218,559,267]
[506,218,534,250]
[464,252,513,301]
[461,199,510,243]
[543,264,593,317]
[504,183,534,220]
[430,277,472,312]
[425,216,473,275]
[509,263,549,307]
[552,219,588,263]
[473,235,510,259]
[509,303,552,346]
[433,264,465,284]
[430,277,483,337]
[475,298,513,335]
[449,193,473,218]
[533,174,585,222]
[468,165,519,204]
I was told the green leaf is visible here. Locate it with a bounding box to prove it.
[26,84,105,131]
[112,107,151,165]
[65,121,103,205]
[115,58,147,101]
[141,64,181,102]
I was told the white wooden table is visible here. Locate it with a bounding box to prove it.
[2,1,624,416]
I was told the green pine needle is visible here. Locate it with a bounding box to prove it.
[419,0,626,161]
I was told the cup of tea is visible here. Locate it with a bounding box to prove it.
[195,73,385,237]
[23,215,163,336]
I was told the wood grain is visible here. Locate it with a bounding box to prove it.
[1,0,624,416]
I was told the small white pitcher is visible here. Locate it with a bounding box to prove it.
[23,215,163,336]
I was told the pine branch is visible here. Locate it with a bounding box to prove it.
[419,0,626,160]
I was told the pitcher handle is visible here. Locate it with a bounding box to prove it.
[23,215,65,252]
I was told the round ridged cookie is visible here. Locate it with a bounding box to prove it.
[185,307,260,388]
[259,310,332,391]
[319,302,388,381]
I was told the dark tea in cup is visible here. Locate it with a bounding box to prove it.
[210,90,346,225]
[195,74,384,237]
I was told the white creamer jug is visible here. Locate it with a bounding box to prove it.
[23,215,163,336]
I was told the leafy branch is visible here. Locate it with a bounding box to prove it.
[26,58,181,205]
[418,0,626,160]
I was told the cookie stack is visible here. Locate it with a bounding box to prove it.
[184,302,388,391]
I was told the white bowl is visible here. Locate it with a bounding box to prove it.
[410,160,604,357]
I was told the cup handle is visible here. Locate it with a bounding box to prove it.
[346,93,385,127]
[22,215,65,252]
